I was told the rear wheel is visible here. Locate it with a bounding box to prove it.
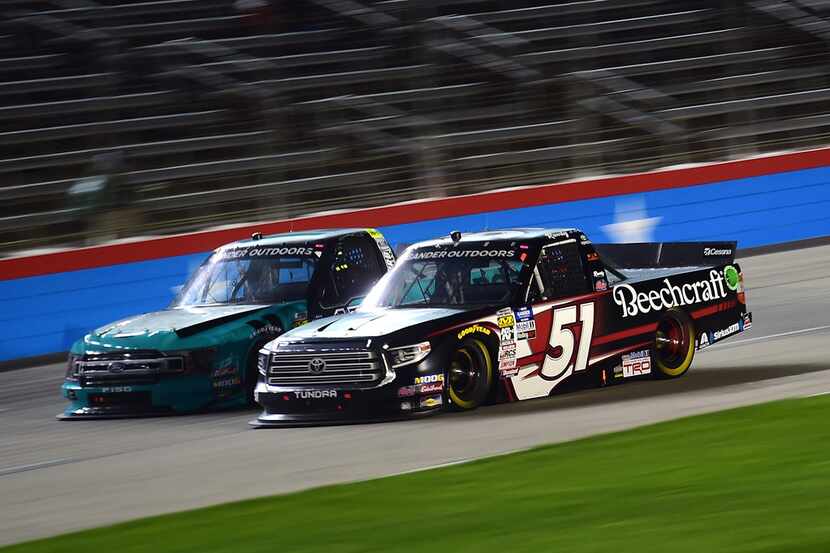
[447,337,494,410]
[653,310,695,378]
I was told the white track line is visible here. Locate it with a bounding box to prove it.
[806,391,830,398]
[0,459,73,477]
[715,325,830,348]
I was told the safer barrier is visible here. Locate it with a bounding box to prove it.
[2,147,829,362]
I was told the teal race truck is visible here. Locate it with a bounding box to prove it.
[60,228,396,419]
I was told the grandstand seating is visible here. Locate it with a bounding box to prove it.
[1,0,830,252]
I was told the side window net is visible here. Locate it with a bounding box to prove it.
[321,236,383,306]
[537,242,589,300]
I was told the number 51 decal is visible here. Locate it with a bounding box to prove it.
[540,302,595,381]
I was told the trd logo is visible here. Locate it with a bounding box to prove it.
[294,390,337,399]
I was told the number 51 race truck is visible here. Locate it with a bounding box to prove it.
[253,228,750,425]
[60,228,396,419]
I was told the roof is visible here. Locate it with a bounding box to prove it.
[411,227,581,248]
[221,228,368,249]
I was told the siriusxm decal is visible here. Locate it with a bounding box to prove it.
[613,269,729,318]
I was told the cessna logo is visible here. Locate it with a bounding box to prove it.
[704,247,732,256]
[308,358,326,373]
[613,269,728,318]
[294,390,337,399]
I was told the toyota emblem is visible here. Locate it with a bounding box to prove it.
[308,357,326,373]
[108,362,126,373]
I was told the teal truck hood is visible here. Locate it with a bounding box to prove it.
[78,303,297,353]
[94,305,269,338]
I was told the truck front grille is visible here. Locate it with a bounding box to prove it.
[267,349,385,387]
[77,352,183,387]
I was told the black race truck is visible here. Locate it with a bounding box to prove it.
[252,228,750,425]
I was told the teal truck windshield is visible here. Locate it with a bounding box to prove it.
[362,248,526,308]
[174,246,319,307]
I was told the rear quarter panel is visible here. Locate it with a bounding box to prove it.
[501,262,749,400]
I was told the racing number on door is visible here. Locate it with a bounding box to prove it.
[541,302,595,380]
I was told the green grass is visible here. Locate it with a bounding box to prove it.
[7,395,830,553]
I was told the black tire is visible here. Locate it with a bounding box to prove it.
[447,336,494,411]
[653,309,695,378]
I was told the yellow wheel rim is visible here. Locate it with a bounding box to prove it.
[448,339,492,409]
[654,316,694,377]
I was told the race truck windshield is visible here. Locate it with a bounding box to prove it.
[173,245,319,307]
[361,245,528,309]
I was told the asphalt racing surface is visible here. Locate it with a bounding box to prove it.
[2,245,830,546]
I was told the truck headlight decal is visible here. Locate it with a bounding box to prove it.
[387,342,431,368]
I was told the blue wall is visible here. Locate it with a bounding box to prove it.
[3,165,829,362]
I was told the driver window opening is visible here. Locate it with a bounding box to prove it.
[534,242,590,301]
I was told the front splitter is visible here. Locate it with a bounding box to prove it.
[249,408,440,428]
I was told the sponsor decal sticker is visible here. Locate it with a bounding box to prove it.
[742,312,752,330]
[400,401,412,411]
[622,350,651,378]
[457,324,492,340]
[515,320,536,340]
[368,229,396,269]
[713,321,741,341]
[613,269,729,318]
[419,382,444,394]
[723,265,740,292]
[420,395,443,408]
[499,360,518,378]
[219,246,315,259]
[409,249,516,260]
[212,365,238,378]
[496,307,518,375]
[498,342,517,360]
[294,390,337,399]
[704,247,733,256]
[698,331,711,349]
[414,374,444,385]
[252,323,283,337]
[497,314,515,328]
[515,306,534,322]
[212,377,241,390]
[595,279,608,292]
[399,381,444,397]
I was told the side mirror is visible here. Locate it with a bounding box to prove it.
[345,296,365,312]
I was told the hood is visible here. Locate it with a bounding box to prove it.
[93,305,269,340]
[282,307,466,341]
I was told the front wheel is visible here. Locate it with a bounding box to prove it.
[653,310,695,378]
[447,337,494,411]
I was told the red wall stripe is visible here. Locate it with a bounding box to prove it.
[3,147,829,281]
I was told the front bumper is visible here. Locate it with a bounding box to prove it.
[251,382,444,426]
[252,340,451,427]
[59,375,241,419]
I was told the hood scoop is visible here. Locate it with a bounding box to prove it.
[347,313,386,331]
[175,306,268,338]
